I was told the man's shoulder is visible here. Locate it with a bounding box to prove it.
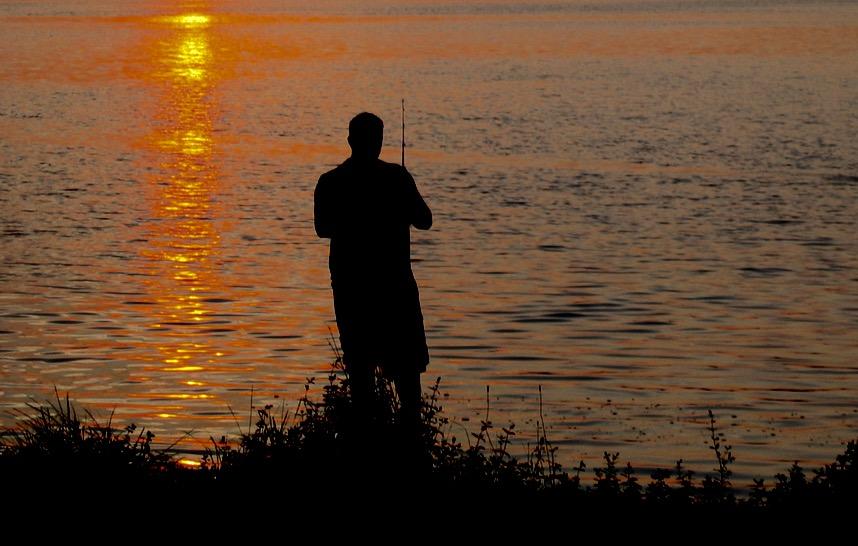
[378,159,406,172]
[317,159,408,185]
[319,161,347,180]
[376,159,400,169]
[376,160,411,182]
[316,161,350,191]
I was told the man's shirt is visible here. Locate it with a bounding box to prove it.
[314,157,432,288]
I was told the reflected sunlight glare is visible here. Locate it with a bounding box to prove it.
[140,9,230,394]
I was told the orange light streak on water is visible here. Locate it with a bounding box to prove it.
[137,8,225,397]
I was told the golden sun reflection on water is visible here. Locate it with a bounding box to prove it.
[138,9,229,397]
[157,14,212,29]
[170,31,211,82]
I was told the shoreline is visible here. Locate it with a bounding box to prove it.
[3,375,856,509]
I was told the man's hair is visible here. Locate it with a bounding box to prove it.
[348,112,384,147]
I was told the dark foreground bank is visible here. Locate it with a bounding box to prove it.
[1,361,855,518]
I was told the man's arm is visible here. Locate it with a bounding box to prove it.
[314,174,335,238]
[404,168,432,230]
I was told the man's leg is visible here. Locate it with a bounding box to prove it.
[392,367,430,485]
[334,287,376,423]
[345,355,374,425]
[342,355,381,487]
[393,368,422,439]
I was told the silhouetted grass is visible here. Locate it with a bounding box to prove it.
[1,361,856,515]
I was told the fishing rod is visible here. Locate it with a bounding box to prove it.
[401,98,406,168]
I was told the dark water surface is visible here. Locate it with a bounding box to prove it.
[1,0,857,480]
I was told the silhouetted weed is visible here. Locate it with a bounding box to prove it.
[0,388,179,495]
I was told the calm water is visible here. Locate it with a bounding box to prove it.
[1,0,857,481]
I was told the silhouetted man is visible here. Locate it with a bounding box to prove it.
[314,112,432,439]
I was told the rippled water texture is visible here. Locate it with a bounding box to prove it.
[1,0,857,480]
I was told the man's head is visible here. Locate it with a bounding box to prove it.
[348,112,384,160]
